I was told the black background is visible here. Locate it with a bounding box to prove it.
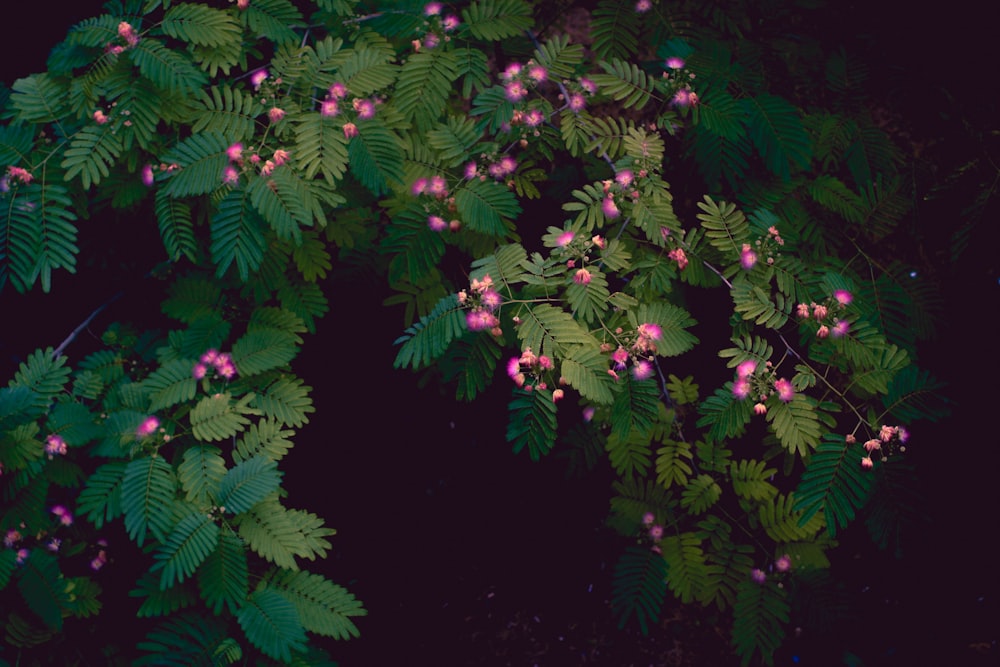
[1,2,997,665]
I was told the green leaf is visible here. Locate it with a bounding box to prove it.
[590,0,640,61]
[760,493,824,543]
[211,187,267,281]
[393,294,466,370]
[742,94,812,181]
[506,388,558,461]
[217,456,283,515]
[135,613,232,666]
[732,579,789,667]
[454,178,521,238]
[793,435,875,537]
[161,131,231,198]
[348,119,405,196]
[764,393,823,457]
[17,551,68,630]
[234,495,334,569]
[234,419,296,463]
[129,38,208,94]
[730,459,778,500]
[461,0,533,41]
[198,529,248,615]
[177,445,227,507]
[267,570,366,640]
[10,74,68,123]
[155,190,197,263]
[655,438,694,489]
[611,546,667,635]
[122,456,178,546]
[152,512,220,590]
[191,392,254,442]
[60,124,123,190]
[295,112,349,186]
[143,359,198,412]
[231,328,299,377]
[161,3,242,47]
[681,474,722,515]
[238,587,307,662]
[696,385,752,441]
[240,0,303,44]
[591,58,654,110]
[395,50,457,133]
[660,533,708,604]
[515,303,595,360]
[696,195,749,255]
[561,345,616,405]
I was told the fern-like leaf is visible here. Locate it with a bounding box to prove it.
[198,528,248,615]
[506,387,558,461]
[661,532,708,604]
[742,94,812,180]
[122,455,178,546]
[217,456,283,515]
[266,570,366,640]
[161,3,243,47]
[177,445,227,507]
[393,293,465,370]
[348,119,404,196]
[794,434,875,536]
[731,579,789,667]
[611,546,667,635]
[152,511,220,590]
[461,0,533,41]
[591,58,654,110]
[161,131,231,198]
[61,124,123,190]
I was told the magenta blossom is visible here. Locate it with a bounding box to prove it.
[774,378,795,402]
[136,416,160,438]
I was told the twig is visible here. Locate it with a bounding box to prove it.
[51,291,124,361]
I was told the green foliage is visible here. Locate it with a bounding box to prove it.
[0,1,949,663]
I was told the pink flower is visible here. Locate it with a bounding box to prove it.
[260,160,275,177]
[268,107,286,123]
[46,538,61,552]
[632,359,654,381]
[672,88,697,107]
[16,548,29,565]
[615,169,634,187]
[591,235,606,249]
[736,360,757,379]
[250,68,269,89]
[237,0,249,8]
[774,378,794,402]
[602,196,620,219]
[812,304,828,320]
[668,248,688,270]
[424,2,442,15]
[329,82,347,99]
[343,122,358,139]
[637,323,662,341]
[860,456,874,470]
[4,530,21,548]
[136,416,160,438]
[502,63,522,80]
[6,166,33,184]
[117,21,139,46]
[582,406,595,422]
[223,166,240,185]
[465,309,498,331]
[45,434,67,457]
[141,164,154,186]
[353,98,376,120]
[507,357,521,379]
[796,303,811,319]
[93,109,109,124]
[751,568,766,584]
[648,524,664,541]
[556,231,575,247]
[733,379,751,400]
[552,388,565,402]
[464,161,478,179]
[579,78,597,95]
[665,57,685,69]
[527,65,547,83]
[429,175,447,196]
[321,99,339,117]
[816,324,829,338]
[864,439,881,452]
[568,93,586,112]
[642,512,655,526]
[193,363,207,379]
[226,143,243,161]
[740,243,757,270]
[504,81,527,102]
[879,425,895,442]
[753,402,767,415]
[612,346,629,370]
[272,149,290,166]
[897,427,909,443]
[775,554,791,572]
[51,505,73,526]
[481,289,502,310]
[90,550,107,571]
[831,320,849,338]
[573,268,592,285]
[635,0,652,12]
[442,15,460,31]
[834,289,853,306]
[427,215,447,232]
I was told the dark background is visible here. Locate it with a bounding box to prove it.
[1,2,997,665]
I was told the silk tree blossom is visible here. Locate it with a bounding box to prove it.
[343,122,358,139]
[523,108,545,127]
[740,243,757,269]
[223,166,239,185]
[16,548,29,565]
[428,175,447,196]
[796,302,811,319]
[592,235,606,249]
[141,164,154,186]
[579,77,597,95]
[424,1,442,15]
[4,530,21,548]
[615,169,634,187]
[669,247,689,270]
[250,68,268,89]
[736,360,757,379]
[568,93,586,113]
[504,80,527,102]
[268,107,286,123]
[751,568,766,584]
[754,402,767,415]
[45,434,67,458]
[51,505,73,527]
[582,406,595,422]
[834,289,853,306]
[775,554,792,572]
[321,99,339,117]
[93,109,109,124]
[117,21,139,47]
[527,65,548,83]
[774,378,795,402]
[602,196,620,219]
[632,359,654,381]
[648,524,664,541]
[272,149,290,166]
[642,512,655,526]
[557,231,575,247]
[480,289,502,310]
[612,346,629,371]
[816,324,829,338]
[672,88,698,107]
[328,82,348,99]
[665,57,685,69]
[552,388,565,402]
[442,15,460,31]
[831,319,849,337]
[465,309,499,331]
[501,63,523,80]
[574,268,592,285]
[861,456,874,470]
[353,98,376,119]
[427,215,447,232]
[226,142,243,161]
[635,0,652,12]
[136,416,160,438]
[864,439,881,452]
[6,166,33,184]
[636,323,662,342]
[733,379,751,400]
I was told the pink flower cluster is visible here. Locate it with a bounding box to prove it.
[51,505,73,527]
[117,21,140,48]
[460,274,502,335]
[601,323,661,382]
[506,347,556,393]
[91,539,109,571]
[860,424,909,469]
[44,434,67,459]
[413,175,462,232]
[193,349,237,380]
[412,3,459,51]
[796,290,852,339]
[731,359,795,408]
[6,166,33,185]
[136,416,160,438]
